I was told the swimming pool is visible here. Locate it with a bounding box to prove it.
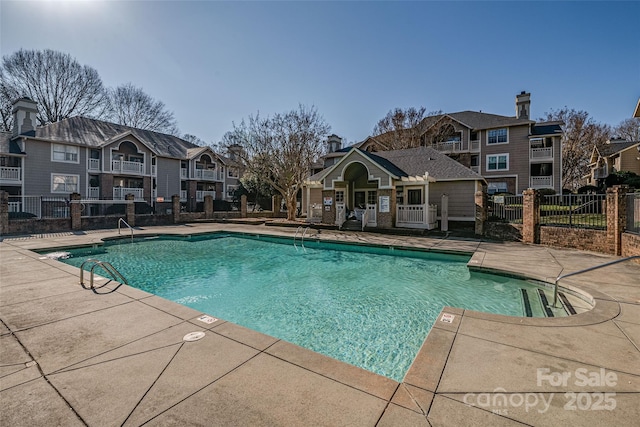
[57,233,554,381]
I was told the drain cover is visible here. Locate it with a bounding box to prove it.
[183,331,206,342]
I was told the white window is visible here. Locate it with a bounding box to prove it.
[486,154,509,171]
[335,190,345,203]
[51,174,79,193]
[487,182,508,195]
[52,144,79,163]
[487,128,508,145]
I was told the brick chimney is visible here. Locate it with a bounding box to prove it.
[515,91,531,120]
[12,97,38,137]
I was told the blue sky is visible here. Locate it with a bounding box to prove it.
[1,1,638,145]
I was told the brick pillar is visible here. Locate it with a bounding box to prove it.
[240,194,247,217]
[172,194,181,223]
[204,195,214,219]
[321,190,335,225]
[125,194,135,227]
[522,189,540,244]
[272,195,281,216]
[475,191,487,236]
[376,189,394,228]
[0,191,8,236]
[71,192,82,231]
[606,185,628,256]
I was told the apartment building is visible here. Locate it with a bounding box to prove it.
[327,92,564,195]
[0,98,240,212]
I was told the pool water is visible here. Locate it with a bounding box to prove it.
[59,233,546,381]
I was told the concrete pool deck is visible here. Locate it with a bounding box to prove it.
[0,223,638,426]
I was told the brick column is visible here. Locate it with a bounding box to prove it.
[204,195,214,219]
[376,189,394,228]
[475,191,487,236]
[321,190,335,225]
[606,185,628,256]
[522,189,540,244]
[0,191,8,236]
[240,194,247,217]
[125,194,135,227]
[172,194,181,223]
[70,192,82,231]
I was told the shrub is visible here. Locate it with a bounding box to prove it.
[9,211,37,219]
[577,185,600,194]
[537,188,556,196]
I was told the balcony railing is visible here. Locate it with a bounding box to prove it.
[470,165,480,173]
[180,190,187,201]
[113,187,145,200]
[88,187,100,199]
[196,190,216,201]
[432,140,479,153]
[396,204,437,229]
[530,176,553,188]
[181,168,188,178]
[88,158,101,171]
[594,166,608,180]
[470,140,480,152]
[0,166,22,182]
[194,169,224,181]
[530,147,553,159]
[112,160,145,175]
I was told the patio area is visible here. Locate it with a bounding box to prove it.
[1,223,638,426]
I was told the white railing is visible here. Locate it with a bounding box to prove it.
[194,169,224,181]
[151,165,156,176]
[88,187,100,199]
[397,204,425,224]
[336,203,346,227]
[427,204,437,228]
[434,141,463,153]
[366,204,377,227]
[180,190,187,201]
[470,140,480,151]
[88,158,101,171]
[113,187,144,200]
[0,166,22,181]
[470,165,480,173]
[112,160,145,175]
[196,190,216,201]
[530,176,553,188]
[530,147,553,159]
[181,168,188,178]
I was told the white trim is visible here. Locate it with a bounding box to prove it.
[486,153,509,171]
[486,128,509,145]
[51,173,79,193]
[51,143,79,164]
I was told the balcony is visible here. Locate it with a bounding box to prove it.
[470,165,480,173]
[196,190,216,201]
[180,190,187,201]
[530,176,553,188]
[181,168,188,178]
[0,166,22,183]
[594,166,608,180]
[530,147,553,159]
[112,160,145,175]
[88,158,101,171]
[113,187,145,200]
[433,141,462,153]
[470,140,480,152]
[88,187,100,199]
[194,169,224,181]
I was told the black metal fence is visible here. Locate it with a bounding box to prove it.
[8,196,70,219]
[488,195,523,223]
[627,192,640,234]
[541,194,607,229]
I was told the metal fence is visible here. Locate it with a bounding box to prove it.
[74,200,132,217]
[541,194,607,229]
[627,192,640,234]
[8,196,70,219]
[488,195,523,223]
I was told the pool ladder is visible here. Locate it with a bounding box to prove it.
[79,258,129,291]
[294,226,310,251]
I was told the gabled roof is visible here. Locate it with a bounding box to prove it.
[24,116,197,159]
[420,111,532,132]
[0,132,24,155]
[596,140,640,158]
[373,146,485,181]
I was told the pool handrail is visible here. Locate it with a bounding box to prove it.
[79,258,129,291]
[118,218,134,240]
[552,255,639,307]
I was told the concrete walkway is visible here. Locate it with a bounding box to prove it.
[1,223,638,426]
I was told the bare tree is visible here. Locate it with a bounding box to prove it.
[540,108,611,191]
[0,49,107,129]
[372,107,428,150]
[614,117,640,142]
[224,105,330,220]
[182,133,207,146]
[107,83,179,135]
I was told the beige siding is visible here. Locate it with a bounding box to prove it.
[309,188,323,206]
[482,124,531,193]
[323,151,392,189]
[429,181,477,220]
[620,149,640,174]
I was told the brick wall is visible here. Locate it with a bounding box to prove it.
[540,226,609,254]
[8,218,71,235]
[621,233,640,263]
[484,222,523,241]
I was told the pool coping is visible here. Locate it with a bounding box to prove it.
[1,222,639,426]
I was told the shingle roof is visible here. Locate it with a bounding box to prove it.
[359,149,408,178]
[597,141,640,157]
[373,146,484,181]
[531,121,563,136]
[30,116,197,158]
[421,111,532,131]
[0,132,25,155]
